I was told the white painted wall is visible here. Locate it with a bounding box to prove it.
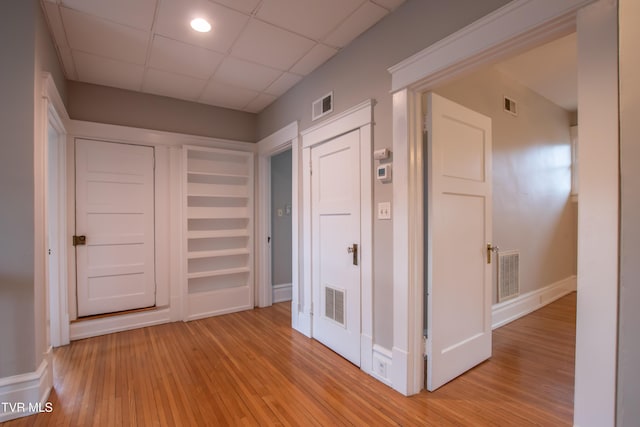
[434,67,577,303]
[574,1,619,426]
[0,0,66,379]
[617,0,640,425]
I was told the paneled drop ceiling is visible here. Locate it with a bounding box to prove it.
[42,0,405,113]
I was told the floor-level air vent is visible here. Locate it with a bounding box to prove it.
[312,92,333,121]
[325,285,345,325]
[498,250,520,302]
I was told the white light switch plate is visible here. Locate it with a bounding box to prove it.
[377,202,391,220]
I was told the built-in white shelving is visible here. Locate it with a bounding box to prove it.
[183,146,254,321]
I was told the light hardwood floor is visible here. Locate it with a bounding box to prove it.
[3,293,576,426]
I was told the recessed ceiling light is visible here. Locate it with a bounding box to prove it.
[190,18,211,33]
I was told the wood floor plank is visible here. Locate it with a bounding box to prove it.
[2,293,576,426]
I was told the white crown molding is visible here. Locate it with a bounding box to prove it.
[68,119,256,151]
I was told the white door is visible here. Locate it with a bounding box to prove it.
[311,130,361,366]
[75,139,156,317]
[426,92,493,390]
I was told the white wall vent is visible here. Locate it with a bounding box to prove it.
[503,96,518,116]
[498,250,520,302]
[312,92,333,121]
[325,285,345,325]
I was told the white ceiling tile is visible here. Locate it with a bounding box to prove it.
[155,0,249,53]
[61,0,157,31]
[149,35,224,80]
[232,20,315,71]
[256,0,362,40]
[371,0,405,12]
[323,2,388,48]
[290,44,337,75]
[244,93,277,113]
[208,0,261,14]
[61,7,148,65]
[214,57,281,92]
[200,81,259,109]
[143,68,208,100]
[42,2,69,49]
[265,72,303,96]
[74,51,145,91]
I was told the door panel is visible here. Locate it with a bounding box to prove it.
[426,92,493,390]
[76,139,156,317]
[312,130,361,366]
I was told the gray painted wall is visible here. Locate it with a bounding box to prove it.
[0,0,66,378]
[271,150,293,286]
[68,81,258,142]
[435,67,577,303]
[258,0,510,349]
[617,0,639,424]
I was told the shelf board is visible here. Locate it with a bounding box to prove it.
[188,229,249,239]
[187,267,250,279]
[187,248,250,259]
[187,193,249,199]
[187,171,248,179]
[187,207,249,219]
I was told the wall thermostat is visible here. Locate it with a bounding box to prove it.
[376,164,392,182]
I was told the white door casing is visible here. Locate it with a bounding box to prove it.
[426,93,493,390]
[75,139,156,317]
[311,129,362,366]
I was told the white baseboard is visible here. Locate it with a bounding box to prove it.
[70,306,172,340]
[391,346,410,396]
[360,334,374,376]
[370,345,393,386]
[293,309,312,338]
[492,275,577,329]
[272,283,292,303]
[0,348,53,422]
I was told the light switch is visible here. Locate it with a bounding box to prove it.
[377,202,391,220]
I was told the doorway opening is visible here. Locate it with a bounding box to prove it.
[270,149,293,303]
[423,31,579,391]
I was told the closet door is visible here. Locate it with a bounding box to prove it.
[75,139,156,317]
[184,146,254,320]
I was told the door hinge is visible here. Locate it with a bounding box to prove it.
[73,235,86,246]
[423,336,429,358]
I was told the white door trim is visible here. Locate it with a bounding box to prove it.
[256,122,299,309]
[389,4,617,419]
[42,73,70,347]
[299,100,373,374]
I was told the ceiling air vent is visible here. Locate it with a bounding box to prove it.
[312,92,333,121]
[503,96,518,116]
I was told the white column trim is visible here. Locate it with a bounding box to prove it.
[41,73,70,347]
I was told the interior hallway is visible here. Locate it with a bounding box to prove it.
[2,293,576,426]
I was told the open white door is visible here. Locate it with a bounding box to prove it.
[311,129,361,366]
[75,139,156,317]
[426,93,493,390]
